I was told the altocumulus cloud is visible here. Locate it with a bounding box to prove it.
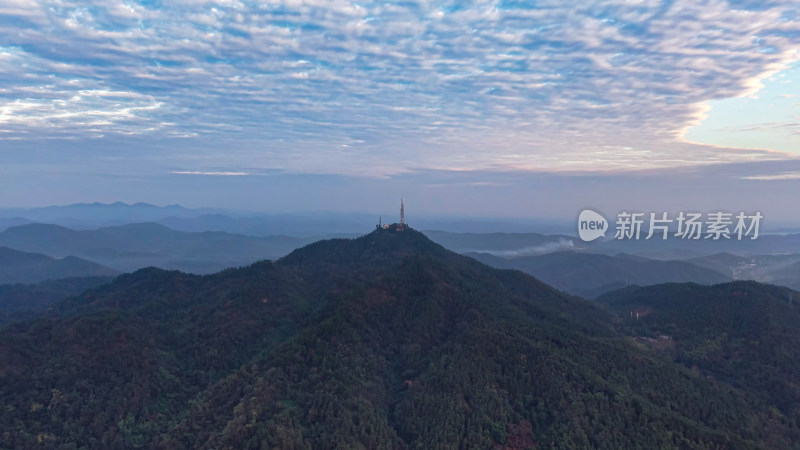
[0,0,799,175]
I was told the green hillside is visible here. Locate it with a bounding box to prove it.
[0,276,114,325]
[598,281,800,431]
[0,230,797,448]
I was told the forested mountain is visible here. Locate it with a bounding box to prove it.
[468,251,731,297]
[597,281,800,427]
[0,246,118,285]
[0,230,798,448]
[0,276,114,325]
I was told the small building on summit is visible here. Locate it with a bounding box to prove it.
[377,199,409,231]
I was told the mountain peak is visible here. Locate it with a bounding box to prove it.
[279,225,447,268]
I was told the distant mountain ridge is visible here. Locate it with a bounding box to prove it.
[0,246,118,285]
[0,202,565,235]
[0,202,225,220]
[0,222,310,273]
[589,233,800,259]
[767,260,800,291]
[686,252,800,290]
[468,251,731,297]
[0,217,32,232]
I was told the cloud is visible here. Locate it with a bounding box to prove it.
[0,0,799,175]
[721,121,800,135]
[741,171,800,180]
[171,171,249,176]
[473,238,576,257]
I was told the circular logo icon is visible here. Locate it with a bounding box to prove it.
[578,209,608,242]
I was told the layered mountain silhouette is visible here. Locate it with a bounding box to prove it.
[0,246,118,285]
[1,229,798,448]
[0,223,308,273]
[687,252,800,291]
[770,261,800,291]
[468,251,731,297]
[0,202,561,235]
[0,202,222,229]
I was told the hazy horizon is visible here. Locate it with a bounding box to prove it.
[4,200,800,237]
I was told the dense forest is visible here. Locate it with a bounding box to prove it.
[597,281,800,432]
[1,229,799,448]
[0,276,113,325]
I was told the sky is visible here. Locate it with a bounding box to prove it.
[1,0,799,223]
